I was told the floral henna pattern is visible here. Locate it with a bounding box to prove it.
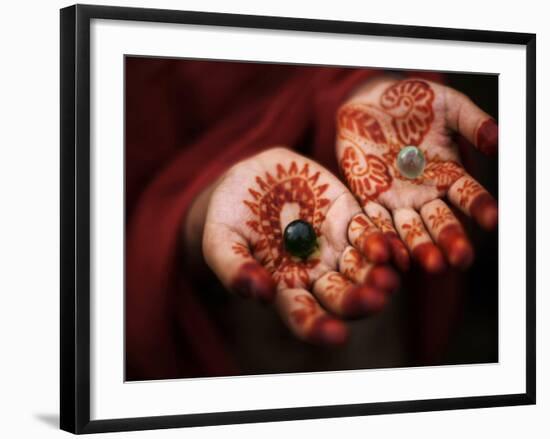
[338,105,388,146]
[370,212,394,234]
[323,273,349,302]
[231,242,250,257]
[243,161,330,289]
[340,247,363,281]
[422,159,465,191]
[290,295,319,325]
[428,206,454,231]
[380,80,435,146]
[402,218,424,247]
[340,146,392,204]
[456,178,484,208]
[349,215,377,236]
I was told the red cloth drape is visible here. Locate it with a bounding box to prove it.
[125,58,447,380]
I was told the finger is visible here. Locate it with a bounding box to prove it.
[393,208,446,274]
[347,212,390,263]
[420,199,474,269]
[363,201,410,271]
[447,175,498,231]
[445,87,498,156]
[313,271,387,319]
[338,246,399,293]
[275,288,348,345]
[203,223,276,302]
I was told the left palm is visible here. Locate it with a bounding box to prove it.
[336,77,498,273]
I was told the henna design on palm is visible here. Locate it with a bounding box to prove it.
[337,78,498,272]
[242,161,328,289]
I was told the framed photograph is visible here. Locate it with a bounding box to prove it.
[60,4,536,434]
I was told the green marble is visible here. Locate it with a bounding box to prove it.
[283,219,317,259]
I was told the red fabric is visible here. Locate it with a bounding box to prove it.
[125,58,447,380]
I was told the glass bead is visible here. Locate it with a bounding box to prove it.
[283,219,317,259]
[396,145,426,179]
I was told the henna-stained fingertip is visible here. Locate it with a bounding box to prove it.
[413,242,446,274]
[476,118,498,156]
[363,232,391,263]
[470,193,498,231]
[438,224,474,269]
[386,233,410,271]
[367,265,400,293]
[231,262,276,303]
[309,316,349,346]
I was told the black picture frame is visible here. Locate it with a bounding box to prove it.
[60,4,536,434]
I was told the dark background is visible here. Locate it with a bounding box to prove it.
[440,72,498,365]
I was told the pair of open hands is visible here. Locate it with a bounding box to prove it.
[197,76,498,345]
